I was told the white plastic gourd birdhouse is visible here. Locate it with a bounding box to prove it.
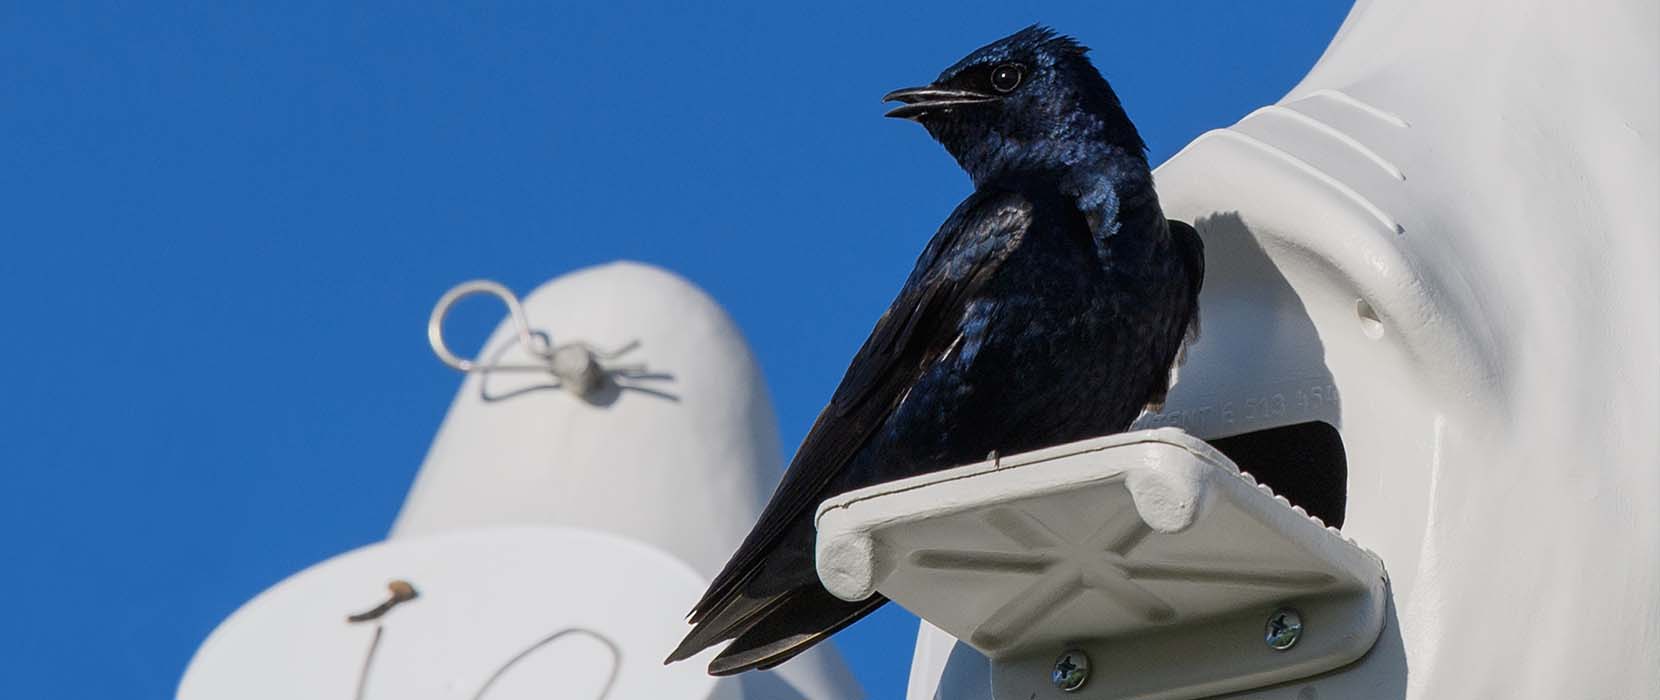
[180,262,863,700]
[898,0,1658,698]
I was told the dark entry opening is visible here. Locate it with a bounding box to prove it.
[1207,421,1348,528]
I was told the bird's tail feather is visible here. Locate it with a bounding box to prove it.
[707,587,887,676]
[664,587,788,665]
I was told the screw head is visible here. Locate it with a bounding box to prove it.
[1265,608,1304,650]
[1051,648,1090,692]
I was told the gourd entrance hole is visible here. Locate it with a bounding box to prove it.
[1208,421,1348,527]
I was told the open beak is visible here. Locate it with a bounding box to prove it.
[883,85,997,120]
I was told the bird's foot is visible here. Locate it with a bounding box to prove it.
[986,450,1001,468]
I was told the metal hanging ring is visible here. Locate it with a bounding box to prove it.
[427,280,556,373]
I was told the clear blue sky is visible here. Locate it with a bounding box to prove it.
[0,3,1350,698]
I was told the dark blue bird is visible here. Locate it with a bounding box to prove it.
[668,25,1204,675]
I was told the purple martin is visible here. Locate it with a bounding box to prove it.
[668,25,1205,675]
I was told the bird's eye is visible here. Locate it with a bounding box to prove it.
[990,63,1024,93]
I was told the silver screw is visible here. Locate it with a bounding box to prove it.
[1265,608,1304,650]
[1051,648,1090,692]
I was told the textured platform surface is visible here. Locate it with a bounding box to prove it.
[816,428,1386,700]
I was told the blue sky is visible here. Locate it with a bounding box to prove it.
[0,3,1350,697]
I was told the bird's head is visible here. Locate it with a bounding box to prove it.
[884,25,1147,185]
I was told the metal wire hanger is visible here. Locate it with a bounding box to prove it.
[425,279,645,398]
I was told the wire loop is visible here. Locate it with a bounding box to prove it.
[427,278,665,402]
[427,280,558,373]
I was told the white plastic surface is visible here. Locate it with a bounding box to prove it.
[820,429,1385,699]
[179,527,721,700]
[913,1,1658,698]
[394,262,785,584]
[392,262,860,699]
[183,262,859,700]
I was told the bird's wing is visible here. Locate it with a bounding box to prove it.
[687,189,1034,622]
[1143,218,1206,411]
[1169,218,1205,344]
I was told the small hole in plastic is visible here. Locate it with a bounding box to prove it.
[1355,299,1384,339]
